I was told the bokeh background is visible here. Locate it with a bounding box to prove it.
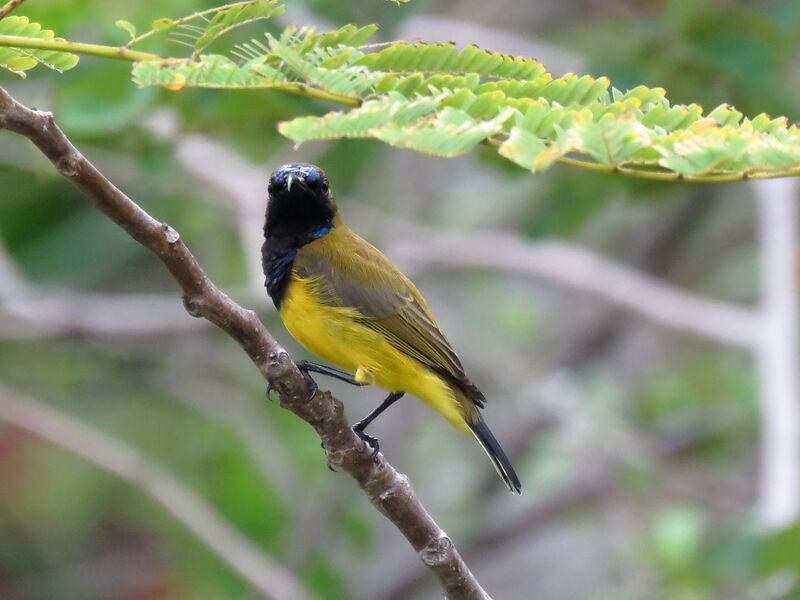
[2,0,800,598]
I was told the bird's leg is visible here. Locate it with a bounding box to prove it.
[294,361,365,468]
[296,360,366,387]
[353,392,405,457]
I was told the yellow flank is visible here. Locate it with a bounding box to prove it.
[280,273,470,433]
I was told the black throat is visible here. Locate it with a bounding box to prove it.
[261,190,334,309]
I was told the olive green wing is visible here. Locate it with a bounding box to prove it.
[295,233,486,406]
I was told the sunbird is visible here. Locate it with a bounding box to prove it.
[262,163,521,493]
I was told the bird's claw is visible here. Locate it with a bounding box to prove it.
[265,382,277,401]
[353,425,380,458]
[304,378,318,403]
[295,362,320,402]
[320,440,338,471]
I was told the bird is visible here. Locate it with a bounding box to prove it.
[261,163,521,493]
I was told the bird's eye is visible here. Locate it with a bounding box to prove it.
[271,173,286,188]
[321,180,328,192]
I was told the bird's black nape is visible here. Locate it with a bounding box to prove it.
[262,163,336,308]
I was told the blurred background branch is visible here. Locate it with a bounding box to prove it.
[0,384,310,600]
[387,230,760,348]
[754,177,800,528]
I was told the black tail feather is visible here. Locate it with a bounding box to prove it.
[468,416,522,494]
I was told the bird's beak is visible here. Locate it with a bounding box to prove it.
[286,174,295,192]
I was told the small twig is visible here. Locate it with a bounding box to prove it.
[125,1,256,49]
[0,35,162,62]
[0,85,489,600]
[0,0,27,21]
[0,384,310,600]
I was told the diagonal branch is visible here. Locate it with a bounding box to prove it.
[0,384,309,600]
[0,86,489,600]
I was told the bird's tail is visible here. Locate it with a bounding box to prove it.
[468,416,522,494]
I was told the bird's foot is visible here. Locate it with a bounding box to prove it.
[352,423,380,458]
[265,381,277,401]
[292,363,319,403]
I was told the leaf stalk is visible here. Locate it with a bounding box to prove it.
[0,34,162,62]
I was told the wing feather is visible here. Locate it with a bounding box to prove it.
[294,225,485,407]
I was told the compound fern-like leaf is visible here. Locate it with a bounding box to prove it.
[125,12,800,181]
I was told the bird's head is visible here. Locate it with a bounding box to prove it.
[265,163,336,247]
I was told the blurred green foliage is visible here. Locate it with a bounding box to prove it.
[644,513,800,599]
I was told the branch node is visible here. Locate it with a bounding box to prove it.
[378,472,408,502]
[267,351,293,380]
[162,222,181,244]
[181,294,204,317]
[56,154,79,177]
[38,110,58,136]
[421,535,455,567]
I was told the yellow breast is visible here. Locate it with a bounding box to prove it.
[279,273,468,432]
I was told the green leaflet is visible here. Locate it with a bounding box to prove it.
[261,32,380,97]
[191,0,285,56]
[124,1,286,58]
[371,106,516,157]
[354,42,546,80]
[132,55,289,89]
[0,16,79,77]
[574,114,651,167]
[498,126,551,171]
[304,24,379,50]
[278,92,445,142]
[279,91,514,157]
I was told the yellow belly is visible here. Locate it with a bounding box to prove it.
[280,274,469,432]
